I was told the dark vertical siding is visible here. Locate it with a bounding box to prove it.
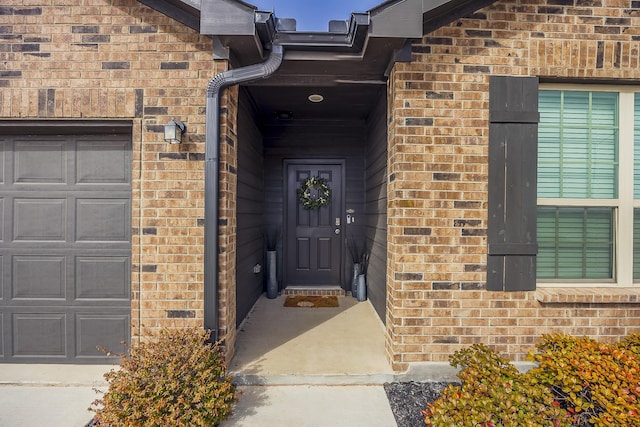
[236,90,265,326]
[263,120,366,289]
[364,93,387,323]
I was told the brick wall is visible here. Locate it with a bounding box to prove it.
[218,84,239,358]
[0,0,238,353]
[387,0,640,371]
[5,0,640,372]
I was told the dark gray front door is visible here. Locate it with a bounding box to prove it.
[286,162,343,286]
[0,126,131,363]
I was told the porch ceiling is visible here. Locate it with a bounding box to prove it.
[245,83,385,124]
[242,35,398,123]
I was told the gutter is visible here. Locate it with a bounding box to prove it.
[204,44,284,340]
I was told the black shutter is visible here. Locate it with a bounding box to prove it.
[487,76,539,291]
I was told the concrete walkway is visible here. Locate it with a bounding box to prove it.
[0,296,450,426]
[221,384,397,427]
[0,368,398,427]
[222,295,399,426]
[0,364,110,427]
[229,295,394,382]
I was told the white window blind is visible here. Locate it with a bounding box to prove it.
[538,91,618,199]
[537,90,619,281]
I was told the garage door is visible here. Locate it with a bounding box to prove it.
[0,122,132,363]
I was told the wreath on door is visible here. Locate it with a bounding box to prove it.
[297,176,331,209]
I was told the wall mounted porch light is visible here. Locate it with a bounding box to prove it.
[164,119,186,144]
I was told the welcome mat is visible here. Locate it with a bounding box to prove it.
[284,295,339,308]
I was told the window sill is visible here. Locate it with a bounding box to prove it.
[535,287,640,304]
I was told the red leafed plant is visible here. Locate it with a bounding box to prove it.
[90,328,236,427]
[424,343,570,427]
[424,335,640,427]
[527,334,640,426]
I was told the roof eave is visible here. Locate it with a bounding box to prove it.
[265,13,371,53]
[138,0,504,41]
[137,0,201,31]
[421,0,500,34]
[138,0,502,68]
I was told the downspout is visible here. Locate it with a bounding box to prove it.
[204,44,284,340]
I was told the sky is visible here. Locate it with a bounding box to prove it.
[249,0,383,31]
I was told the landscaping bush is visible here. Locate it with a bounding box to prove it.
[424,334,640,427]
[423,344,570,427]
[620,333,640,357]
[527,334,640,426]
[91,328,236,427]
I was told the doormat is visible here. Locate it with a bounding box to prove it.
[284,295,339,308]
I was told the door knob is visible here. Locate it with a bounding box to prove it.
[334,228,341,235]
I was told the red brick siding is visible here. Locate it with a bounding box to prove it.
[387,0,640,370]
[0,0,238,356]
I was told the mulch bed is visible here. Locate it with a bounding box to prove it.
[383,381,452,427]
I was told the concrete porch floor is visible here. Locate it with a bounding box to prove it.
[229,294,395,384]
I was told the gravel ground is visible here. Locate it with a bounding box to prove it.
[383,381,453,427]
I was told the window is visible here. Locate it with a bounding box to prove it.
[537,87,640,286]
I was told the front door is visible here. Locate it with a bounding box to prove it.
[285,162,343,287]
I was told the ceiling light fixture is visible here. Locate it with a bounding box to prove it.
[275,110,293,120]
[308,94,324,103]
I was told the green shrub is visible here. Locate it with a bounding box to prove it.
[424,344,569,427]
[91,328,236,427]
[527,334,640,426]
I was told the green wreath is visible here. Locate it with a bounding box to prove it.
[297,176,331,210]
